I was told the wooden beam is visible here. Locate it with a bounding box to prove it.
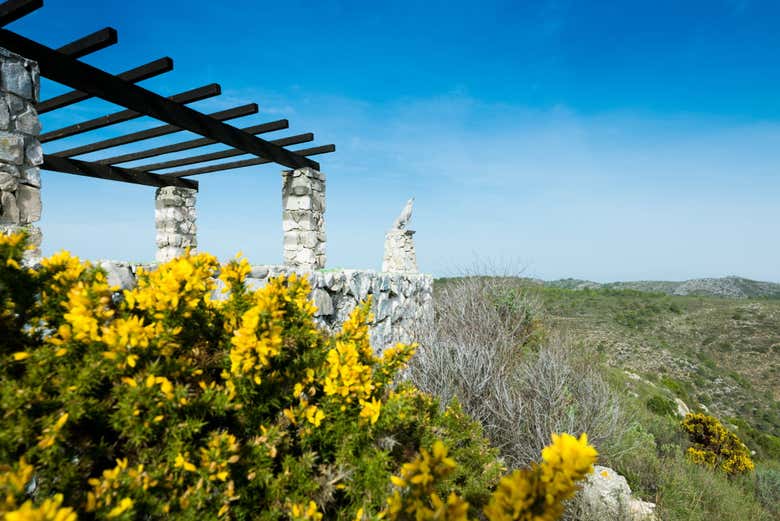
[37,57,174,114]
[98,119,289,165]
[52,103,258,157]
[0,28,319,170]
[43,154,198,189]
[141,133,314,173]
[0,0,41,26]
[163,145,335,178]
[56,27,117,59]
[40,83,220,143]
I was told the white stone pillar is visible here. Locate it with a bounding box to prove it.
[0,47,42,263]
[282,167,325,270]
[155,186,197,262]
[382,229,418,273]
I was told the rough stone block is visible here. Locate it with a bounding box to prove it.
[20,166,39,188]
[1,61,32,100]
[100,262,137,290]
[5,93,24,115]
[0,100,9,130]
[14,106,40,135]
[0,171,16,191]
[156,246,183,263]
[312,288,334,316]
[292,248,317,266]
[0,190,19,223]
[16,184,40,223]
[0,131,23,164]
[285,195,312,211]
[24,141,42,166]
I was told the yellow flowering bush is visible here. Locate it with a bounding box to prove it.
[682,413,754,475]
[0,232,597,520]
[384,433,597,521]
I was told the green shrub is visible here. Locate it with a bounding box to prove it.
[646,395,677,417]
[0,233,598,521]
[656,448,772,521]
[754,465,780,517]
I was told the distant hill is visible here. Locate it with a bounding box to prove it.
[545,276,780,299]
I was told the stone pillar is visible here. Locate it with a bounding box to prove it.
[0,47,42,263]
[382,230,418,273]
[282,167,325,270]
[155,186,197,262]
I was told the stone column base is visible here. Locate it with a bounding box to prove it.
[155,186,197,263]
[382,229,417,273]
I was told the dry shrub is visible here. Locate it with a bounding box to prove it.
[409,273,621,468]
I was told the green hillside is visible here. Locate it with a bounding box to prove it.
[537,285,780,457]
[545,276,780,299]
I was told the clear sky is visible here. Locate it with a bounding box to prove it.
[9,0,780,281]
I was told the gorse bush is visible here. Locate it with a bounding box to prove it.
[0,233,597,520]
[682,413,755,475]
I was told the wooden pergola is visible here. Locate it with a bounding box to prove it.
[0,0,336,191]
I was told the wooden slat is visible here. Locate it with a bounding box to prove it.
[98,119,289,165]
[40,83,220,143]
[56,27,117,59]
[43,154,198,189]
[37,57,174,114]
[163,145,335,178]
[0,0,41,26]
[142,133,313,173]
[52,103,258,157]
[0,28,319,170]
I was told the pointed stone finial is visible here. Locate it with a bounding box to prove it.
[383,198,417,273]
[392,197,414,230]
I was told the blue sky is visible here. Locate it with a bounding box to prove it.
[9,0,780,281]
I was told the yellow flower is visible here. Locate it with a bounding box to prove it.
[3,494,77,521]
[174,453,197,473]
[107,497,133,518]
[304,405,325,427]
[359,397,382,425]
[289,500,322,521]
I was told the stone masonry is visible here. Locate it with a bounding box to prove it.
[282,167,325,270]
[155,186,197,262]
[0,47,42,263]
[100,261,434,355]
[382,230,418,273]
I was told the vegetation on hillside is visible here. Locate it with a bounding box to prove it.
[430,276,780,520]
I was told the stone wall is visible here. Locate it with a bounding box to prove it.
[101,262,433,354]
[0,47,42,262]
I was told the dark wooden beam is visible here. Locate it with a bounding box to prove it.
[37,56,174,114]
[52,103,258,157]
[163,145,335,178]
[40,83,220,143]
[142,133,314,173]
[98,119,289,165]
[43,154,198,189]
[0,28,319,170]
[0,0,41,26]
[56,27,117,59]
